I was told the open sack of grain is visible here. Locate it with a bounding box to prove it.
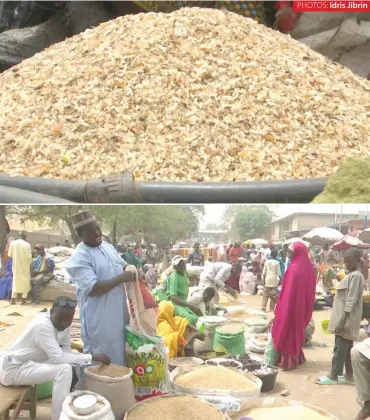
[170,365,262,403]
[84,365,136,419]
[228,397,338,420]
[124,394,230,420]
[59,390,115,420]
[1,8,369,182]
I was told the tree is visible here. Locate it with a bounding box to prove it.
[6,205,84,244]
[93,205,204,247]
[5,205,205,249]
[226,206,274,240]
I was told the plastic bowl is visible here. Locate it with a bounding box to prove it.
[168,357,204,372]
[72,395,98,416]
[321,319,333,335]
[205,358,243,370]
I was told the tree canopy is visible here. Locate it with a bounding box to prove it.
[5,205,205,247]
[223,205,273,240]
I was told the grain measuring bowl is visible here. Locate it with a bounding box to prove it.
[168,357,204,372]
[195,350,227,361]
[0,173,327,204]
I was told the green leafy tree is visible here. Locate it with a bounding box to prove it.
[93,205,204,247]
[5,205,204,249]
[225,206,273,240]
[6,205,84,244]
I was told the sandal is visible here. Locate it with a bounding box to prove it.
[315,376,338,385]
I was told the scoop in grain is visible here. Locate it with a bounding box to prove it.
[1,7,369,182]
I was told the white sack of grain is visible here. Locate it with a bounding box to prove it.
[1,8,369,183]
[245,318,267,334]
[186,265,204,278]
[291,14,370,78]
[84,365,136,419]
[247,334,269,354]
[59,390,115,420]
[290,12,348,39]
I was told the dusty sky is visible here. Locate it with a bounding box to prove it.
[201,204,369,227]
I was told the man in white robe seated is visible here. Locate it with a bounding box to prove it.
[0,296,110,420]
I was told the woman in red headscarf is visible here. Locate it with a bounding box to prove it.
[270,241,316,370]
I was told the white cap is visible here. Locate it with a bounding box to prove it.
[172,255,187,266]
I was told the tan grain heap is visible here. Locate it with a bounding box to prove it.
[126,395,223,420]
[1,8,369,182]
[174,365,255,390]
[89,364,131,378]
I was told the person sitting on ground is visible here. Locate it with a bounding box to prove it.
[152,265,173,303]
[166,255,201,325]
[30,244,55,305]
[156,301,204,358]
[261,248,281,312]
[239,266,257,295]
[0,257,13,301]
[187,287,226,316]
[317,247,364,386]
[0,296,110,420]
[187,243,205,266]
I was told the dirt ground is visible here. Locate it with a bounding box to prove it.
[0,296,365,420]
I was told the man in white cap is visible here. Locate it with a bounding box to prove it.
[166,255,201,325]
[66,210,135,366]
[9,231,32,305]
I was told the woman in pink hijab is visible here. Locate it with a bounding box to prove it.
[271,241,316,370]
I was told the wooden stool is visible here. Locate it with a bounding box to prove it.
[0,385,37,420]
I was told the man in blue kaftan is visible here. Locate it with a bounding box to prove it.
[66,210,135,366]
